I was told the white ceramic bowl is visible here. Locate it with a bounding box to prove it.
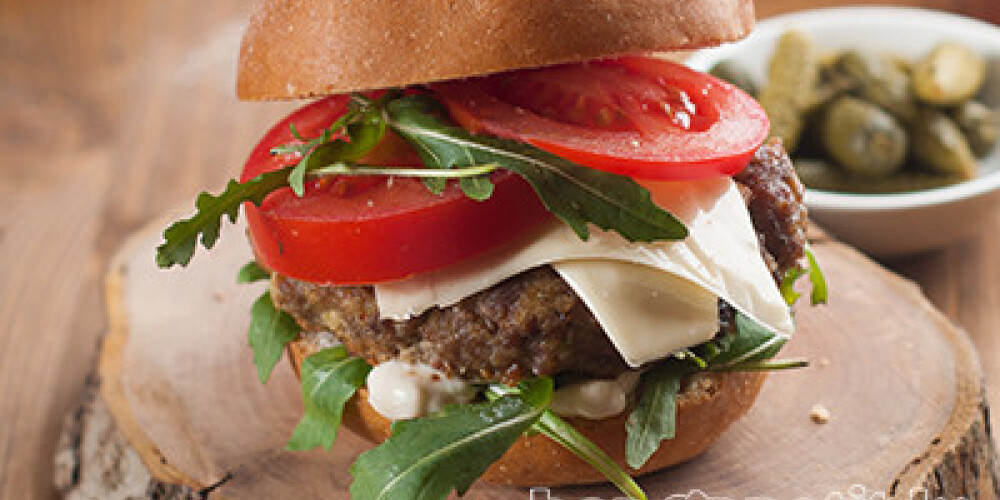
[687,7,1000,257]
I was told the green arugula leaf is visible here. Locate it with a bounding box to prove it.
[285,116,345,196]
[156,167,292,269]
[279,93,391,196]
[421,176,447,195]
[236,261,269,284]
[779,266,808,306]
[349,378,553,500]
[535,410,647,500]
[458,175,495,201]
[779,248,829,306]
[709,358,809,372]
[806,248,828,305]
[247,291,299,384]
[778,248,829,306]
[287,347,372,451]
[309,162,498,180]
[626,362,685,469]
[386,95,687,242]
[289,109,388,196]
[485,384,645,499]
[705,312,790,368]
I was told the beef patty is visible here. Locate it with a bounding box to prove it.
[270,141,807,384]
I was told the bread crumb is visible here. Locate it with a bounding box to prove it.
[818,358,831,368]
[810,404,831,424]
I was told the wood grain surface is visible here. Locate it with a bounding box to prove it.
[0,1,998,500]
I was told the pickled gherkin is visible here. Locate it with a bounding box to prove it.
[758,31,819,152]
[911,109,978,179]
[821,97,907,177]
[751,31,997,195]
[913,42,986,106]
[982,57,1000,108]
[795,160,964,193]
[835,50,917,122]
[953,101,1000,157]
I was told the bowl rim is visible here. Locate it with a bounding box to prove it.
[688,5,1000,213]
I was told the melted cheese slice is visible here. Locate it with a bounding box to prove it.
[374,177,794,367]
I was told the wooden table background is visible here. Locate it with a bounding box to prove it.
[0,1,998,499]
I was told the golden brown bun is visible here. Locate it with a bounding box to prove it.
[289,337,767,486]
[238,0,755,100]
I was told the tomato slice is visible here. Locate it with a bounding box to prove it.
[431,56,769,180]
[242,95,551,285]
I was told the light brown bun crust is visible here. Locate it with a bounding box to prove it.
[238,0,755,101]
[289,338,767,486]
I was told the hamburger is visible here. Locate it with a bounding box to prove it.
[156,0,827,498]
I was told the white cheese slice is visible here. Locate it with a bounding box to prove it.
[374,177,794,367]
[554,260,720,366]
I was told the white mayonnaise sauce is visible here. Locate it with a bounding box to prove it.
[549,371,643,419]
[366,360,644,421]
[366,360,476,421]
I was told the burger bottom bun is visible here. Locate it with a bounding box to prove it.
[289,338,767,486]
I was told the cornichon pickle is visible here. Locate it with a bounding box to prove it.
[795,159,964,193]
[709,60,757,96]
[982,58,1000,108]
[821,96,907,177]
[808,71,856,113]
[954,101,999,157]
[758,30,819,152]
[911,109,978,179]
[836,50,917,122]
[913,42,986,106]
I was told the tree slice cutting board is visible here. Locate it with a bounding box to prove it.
[97,218,999,500]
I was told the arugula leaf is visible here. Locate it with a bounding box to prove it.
[626,362,685,469]
[705,312,789,368]
[288,108,388,196]
[709,358,808,372]
[278,93,392,196]
[309,162,498,179]
[156,167,292,269]
[535,410,647,500]
[285,116,342,196]
[247,291,299,383]
[421,176,447,195]
[779,266,807,306]
[349,378,552,500]
[806,248,828,305]
[236,261,269,284]
[458,175,495,201]
[386,95,687,242]
[778,248,829,306]
[287,347,372,451]
[484,384,646,499]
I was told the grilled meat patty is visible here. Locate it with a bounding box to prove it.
[271,141,807,384]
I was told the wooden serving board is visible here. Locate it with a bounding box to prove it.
[94,219,999,500]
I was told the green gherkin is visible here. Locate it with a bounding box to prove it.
[758,30,820,152]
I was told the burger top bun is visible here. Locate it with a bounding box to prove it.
[237,0,754,100]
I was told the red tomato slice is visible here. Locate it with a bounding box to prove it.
[431,56,769,180]
[242,95,551,285]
